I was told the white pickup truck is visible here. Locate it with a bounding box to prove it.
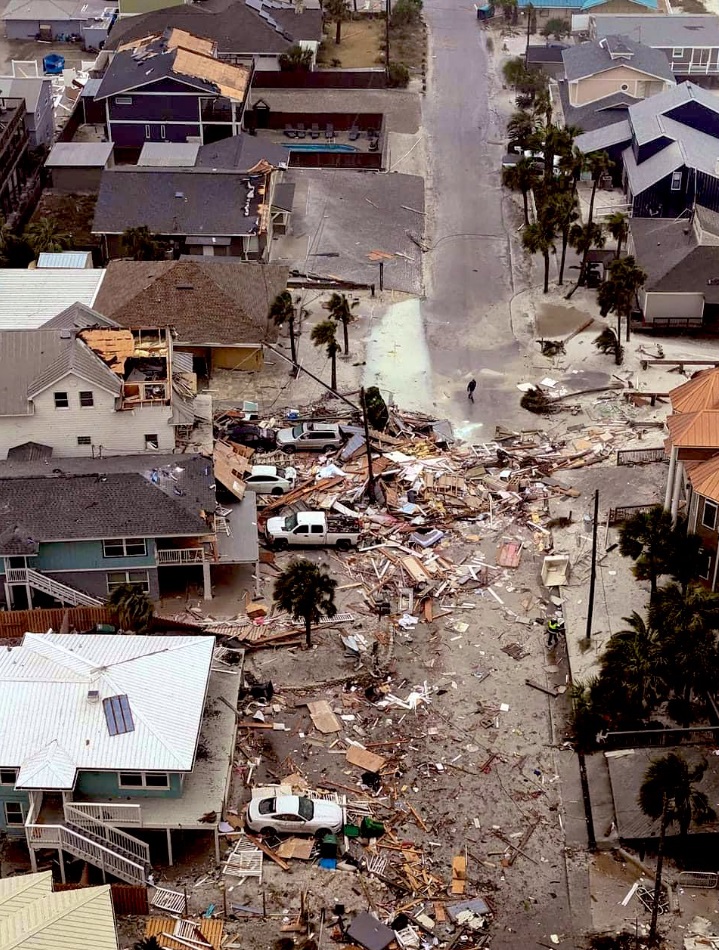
[266,511,361,550]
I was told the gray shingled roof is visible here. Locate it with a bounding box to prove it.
[96,44,224,101]
[590,13,719,48]
[623,114,719,192]
[562,35,675,82]
[575,117,632,152]
[557,79,635,134]
[93,168,263,237]
[105,0,322,55]
[42,303,120,331]
[0,454,215,542]
[628,81,719,145]
[0,331,121,417]
[195,133,287,171]
[631,216,719,302]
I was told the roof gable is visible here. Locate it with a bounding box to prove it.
[671,368,719,413]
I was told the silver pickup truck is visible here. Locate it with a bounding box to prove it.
[265,511,361,550]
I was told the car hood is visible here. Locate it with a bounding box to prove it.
[266,516,287,535]
[312,799,343,826]
[276,429,294,444]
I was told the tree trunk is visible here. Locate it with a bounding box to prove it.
[577,178,600,287]
[342,318,349,355]
[330,353,337,392]
[542,250,549,294]
[335,18,342,44]
[558,231,568,284]
[588,177,599,227]
[305,616,312,648]
[649,805,669,944]
[522,189,529,227]
[289,315,297,367]
[616,233,623,260]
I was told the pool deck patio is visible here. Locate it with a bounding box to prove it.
[256,127,378,154]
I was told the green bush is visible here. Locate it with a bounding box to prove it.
[387,61,410,87]
[391,0,422,27]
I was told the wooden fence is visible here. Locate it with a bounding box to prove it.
[54,882,148,915]
[608,504,656,525]
[616,447,666,466]
[0,607,112,639]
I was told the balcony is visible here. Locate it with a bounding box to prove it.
[157,548,206,565]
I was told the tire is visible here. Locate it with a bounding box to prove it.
[315,827,332,839]
[284,444,296,453]
[273,538,288,551]
[260,827,276,838]
[271,487,284,496]
[336,539,351,552]
[323,445,335,453]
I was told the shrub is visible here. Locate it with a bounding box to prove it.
[387,61,410,86]
[391,0,422,27]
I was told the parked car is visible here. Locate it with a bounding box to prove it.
[276,422,343,453]
[246,795,343,837]
[266,511,361,550]
[223,424,277,452]
[245,464,297,496]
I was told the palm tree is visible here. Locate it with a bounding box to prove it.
[522,209,557,294]
[669,519,705,595]
[503,56,530,91]
[639,752,715,944]
[278,43,313,71]
[597,255,646,342]
[324,0,349,44]
[584,150,613,229]
[551,189,579,284]
[597,612,666,720]
[502,158,540,227]
[269,290,306,367]
[506,110,535,149]
[274,558,337,647]
[605,211,629,259]
[120,226,166,261]
[24,218,71,254]
[327,292,359,355]
[311,319,341,391]
[108,583,154,632]
[532,88,552,127]
[566,220,605,298]
[618,505,674,600]
[649,581,719,641]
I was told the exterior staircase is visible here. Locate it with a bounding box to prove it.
[26,800,151,885]
[8,567,103,607]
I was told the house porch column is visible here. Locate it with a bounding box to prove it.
[664,445,678,510]
[671,461,685,523]
[166,827,173,866]
[202,562,212,600]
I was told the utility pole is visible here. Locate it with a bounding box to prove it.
[524,1,532,67]
[360,387,376,498]
[385,0,391,77]
[585,489,600,640]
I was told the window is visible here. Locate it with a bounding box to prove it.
[79,391,94,407]
[77,436,92,446]
[0,769,17,786]
[673,47,685,57]
[145,434,158,449]
[160,124,166,139]
[702,500,718,530]
[103,539,147,558]
[4,802,23,826]
[106,570,150,594]
[115,95,132,105]
[104,695,135,736]
[119,772,169,789]
[54,391,69,408]
[671,170,682,191]
[145,124,151,139]
[698,549,712,580]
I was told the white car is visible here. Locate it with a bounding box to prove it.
[276,423,343,453]
[245,465,297,496]
[246,795,343,837]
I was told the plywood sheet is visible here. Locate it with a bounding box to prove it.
[275,836,315,860]
[307,700,342,734]
[346,745,387,773]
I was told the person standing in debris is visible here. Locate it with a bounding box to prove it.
[546,617,564,647]
[467,378,477,402]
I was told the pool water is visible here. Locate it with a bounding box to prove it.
[283,143,359,153]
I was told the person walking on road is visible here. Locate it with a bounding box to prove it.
[467,378,477,402]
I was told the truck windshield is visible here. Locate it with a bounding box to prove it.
[284,514,298,530]
[291,425,304,438]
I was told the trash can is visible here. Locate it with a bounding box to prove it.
[360,817,385,838]
[320,833,338,859]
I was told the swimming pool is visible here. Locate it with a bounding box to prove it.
[283,143,359,153]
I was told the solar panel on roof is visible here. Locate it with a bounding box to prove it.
[103,694,135,736]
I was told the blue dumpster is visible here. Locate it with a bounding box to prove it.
[43,53,65,74]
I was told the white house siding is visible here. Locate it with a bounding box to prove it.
[0,372,176,459]
[640,290,705,323]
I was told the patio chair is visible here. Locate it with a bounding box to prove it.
[296,122,306,138]
[348,124,360,141]
[325,123,335,140]
[283,124,296,138]
[310,123,320,138]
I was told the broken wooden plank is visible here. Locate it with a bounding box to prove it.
[346,744,388,774]
[525,678,558,698]
[307,700,342,734]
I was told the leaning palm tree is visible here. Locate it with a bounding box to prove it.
[327,292,359,356]
[639,753,715,944]
[24,218,71,254]
[597,255,646,342]
[522,209,558,294]
[274,558,337,647]
[605,211,629,259]
[269,290,306,368]
[618,505,674,600]
[502,158,540,227]
[107,583,154,632]
[311,319,340,392]
[552,189,579,285]
[598,612,666,720]
[566,220,606,297]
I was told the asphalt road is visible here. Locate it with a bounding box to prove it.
[421,1,531,437]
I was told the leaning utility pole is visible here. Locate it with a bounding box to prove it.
[585,489,600,640]
[360,387,376,498]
